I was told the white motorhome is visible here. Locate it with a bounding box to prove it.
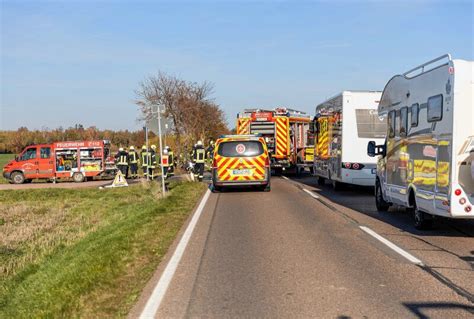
[313,91,385,189]
[368,54,474,229]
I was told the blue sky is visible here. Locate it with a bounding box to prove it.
[1,0,473,131]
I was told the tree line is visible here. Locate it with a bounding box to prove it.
[0,126,149,154]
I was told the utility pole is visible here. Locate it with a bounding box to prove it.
[156,104,166,196]
[144,126,149,181]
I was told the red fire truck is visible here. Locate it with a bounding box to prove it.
[3,140,116,184]
[236,108,313,174]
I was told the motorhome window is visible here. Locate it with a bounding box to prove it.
[20,148,37,161]
[410,103,419,127]
[40,147,51,159]
[395,111,401,137]
[355,109,386,138]
[427,94,443,122]
[400,107,408,137]
[388,111,396,138]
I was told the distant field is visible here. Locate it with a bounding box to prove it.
[0,154,15,184]
[0,181,207,317]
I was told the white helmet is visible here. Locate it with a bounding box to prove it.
[165,145,170,150]
[163,149,169,155]
[119,147,124,152]
[129,146,135,150]
[197,140,203,146]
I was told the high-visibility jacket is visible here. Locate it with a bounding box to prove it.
[129,151,139,164]
[162,154,169,167]
[116,152,129,166]
[141,151,150,167]
[150,151,157,168]
[193,147,206,163]
[168,151,174,167]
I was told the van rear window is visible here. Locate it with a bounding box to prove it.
[217,141,264,157]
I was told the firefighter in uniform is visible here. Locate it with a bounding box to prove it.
[162,148,170,179]
[193,140,206,181]
[206,140,215,170]
[128,146,139,179]
[166,146,175,177]
[115,147,129,178]
[140,145,149,179]
[149,145,157,180]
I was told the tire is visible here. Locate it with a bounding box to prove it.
[317,177,325,186]
[263,180,271,192]
[273,168,282,176]
[10,172,25,184]
[413,202,433,230]
[72,172,85,183]
[332,180,343,191]
[212,185,222,193]
[375,181,390,212]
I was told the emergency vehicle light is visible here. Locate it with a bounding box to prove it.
[454,189,462,196]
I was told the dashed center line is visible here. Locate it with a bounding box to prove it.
[359,226,424,266]
[303,188,320,199]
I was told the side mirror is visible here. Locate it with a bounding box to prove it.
[367,141,376,157]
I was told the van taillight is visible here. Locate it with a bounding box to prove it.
[454,189,462,196]
[264,156,270,167]
[212,158,218,168]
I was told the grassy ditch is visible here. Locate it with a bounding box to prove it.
[0,154,15,184]
[0,181,207,317]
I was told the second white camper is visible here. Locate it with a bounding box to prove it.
[313,91,385,189]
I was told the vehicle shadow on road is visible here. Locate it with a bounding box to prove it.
[291,175,474,238]
[402,302,474,319]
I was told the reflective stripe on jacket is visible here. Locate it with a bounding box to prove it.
[129,151,139,164]
[195,148,205,163]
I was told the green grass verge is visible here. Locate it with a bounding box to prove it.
[0,181,207,317]
[0,154,15,184]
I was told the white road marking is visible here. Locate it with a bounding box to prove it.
[303,188,320,199]
[282,176,289,180]
[359,226,424,266]
[139,189,212,319]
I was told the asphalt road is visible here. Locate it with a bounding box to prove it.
[135,175,474,318]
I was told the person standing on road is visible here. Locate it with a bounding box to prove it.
[162,148,170,180]
[166,146,175,177]
[206,140,215,170]
[115,147,129,178]
[140,145,149,179]
[128,146,139,179]
[149,145,157,180]
[193,140,206,181]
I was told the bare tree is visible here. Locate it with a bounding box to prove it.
[135,72,228,155]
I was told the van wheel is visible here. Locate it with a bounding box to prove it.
[375,181,390,211]
[332,180,343,191]
[11,172,25,184]
[413,203,433,230]
[212,185,222,193]
[72,172,85,183]
[317,177,325,186]
[262,182,271,192]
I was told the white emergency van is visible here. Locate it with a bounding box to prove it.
[368,54,474,229]
[313,91,385,189]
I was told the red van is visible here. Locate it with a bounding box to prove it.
[3,140,116,184]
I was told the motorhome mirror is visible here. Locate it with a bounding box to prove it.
[367,141,376,157]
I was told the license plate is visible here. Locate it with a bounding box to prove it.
[232,169,251,176]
